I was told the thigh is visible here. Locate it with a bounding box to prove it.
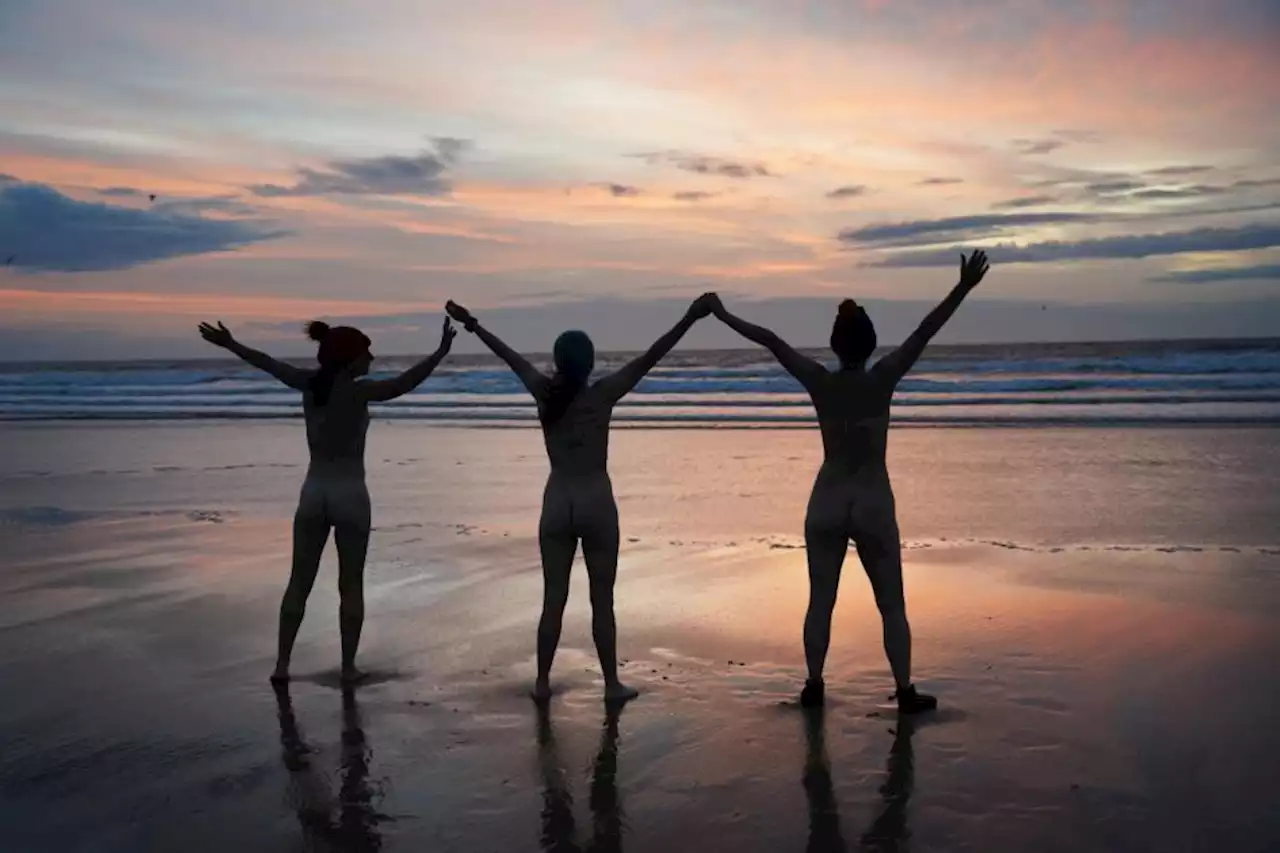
[330,480,371,589]
[290,480,331,590]
[804,482,849,600]
[852,517,904,612]
[579,491,620,595]
[539,479,577,593]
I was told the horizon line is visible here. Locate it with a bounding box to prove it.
[1,334,1276,368]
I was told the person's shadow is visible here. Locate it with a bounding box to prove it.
[802,708,917,853]
[536,700,629,853]
[273,682,387,852]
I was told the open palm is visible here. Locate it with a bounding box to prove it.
[198,321,234,348]
[959,251,990,290]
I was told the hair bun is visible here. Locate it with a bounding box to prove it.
[838,299,859,317]
[305,320,331,341]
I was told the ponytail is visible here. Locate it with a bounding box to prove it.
[540,373,585,425]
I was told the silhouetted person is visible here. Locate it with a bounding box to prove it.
[801,710,917,853]
[273,682,386,851]
[446,296,715,701]
[199,317,455,682]
[709,251,990,711]
[536,701,628,853]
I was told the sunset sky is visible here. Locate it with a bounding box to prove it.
[2,0,1278,359]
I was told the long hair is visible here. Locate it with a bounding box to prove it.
[541,330,594,425]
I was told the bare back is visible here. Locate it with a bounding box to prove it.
[538,380,616,477]
[805,368,895,480]
[301,374,371,474]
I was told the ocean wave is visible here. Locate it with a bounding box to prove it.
[2,339,1278,426]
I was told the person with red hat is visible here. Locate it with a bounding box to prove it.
[198,315,456,683]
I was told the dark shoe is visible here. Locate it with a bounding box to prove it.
[894,684,937,714]
[800,678,825,708]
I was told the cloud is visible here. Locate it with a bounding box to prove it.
[86,188,260,215]
[838,212,1092,246]
[1083,179,1147,195]
[863,223,1280,268]
[598,183,641,198]
[992,195,1061,209]
[250,137,467,197]
[673,191,717,202]
[1053,129,1104,144]
[0,181,285,272]
[826,184,869,199]
[919,177,964,186]
[1147,165,1215,177]
[1150,263,1280,284]
[1013,137,1065,156]
[639,151,773,179]
[1072,174,1277,203]
[1233,177,1280,190]
[153,195,263,216]
[1130,185,1227,200]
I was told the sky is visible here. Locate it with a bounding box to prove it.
[1,0,1278,359]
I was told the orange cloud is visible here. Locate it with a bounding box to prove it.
[0,287,428,321]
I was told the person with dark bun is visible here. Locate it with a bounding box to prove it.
[198,316,456,683]
[707,251,990,711]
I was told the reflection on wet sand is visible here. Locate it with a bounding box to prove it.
[273,683,387,851]
[536,701,628,853]
[803,709,917,853]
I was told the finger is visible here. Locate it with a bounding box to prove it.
[218,322,229,332]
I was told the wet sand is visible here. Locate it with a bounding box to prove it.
[2,423,1278,852]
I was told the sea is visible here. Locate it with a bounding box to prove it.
[2,338,1278,426]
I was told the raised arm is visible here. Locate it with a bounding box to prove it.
[198,321,309,390]
[710,296,826,389]
[445,301,548,398]
[596,294,713,402]
[872,250,989,385]
[359,317,456,403]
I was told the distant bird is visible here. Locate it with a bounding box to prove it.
[148,194,156,202]
[1041,304,1047,310]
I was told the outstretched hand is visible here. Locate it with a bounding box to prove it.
[706,292,726,319]
[198,321,234,348]
[437,317,457,354]
[688,292,720,320]
[959,250,990,290]
[445,300,477,333]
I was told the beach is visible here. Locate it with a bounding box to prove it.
[2,420,1278,852]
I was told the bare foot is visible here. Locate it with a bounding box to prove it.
[530,678,553,703]
[341,666,368,686]
[604,681,639,702]
[270,667,290,684]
